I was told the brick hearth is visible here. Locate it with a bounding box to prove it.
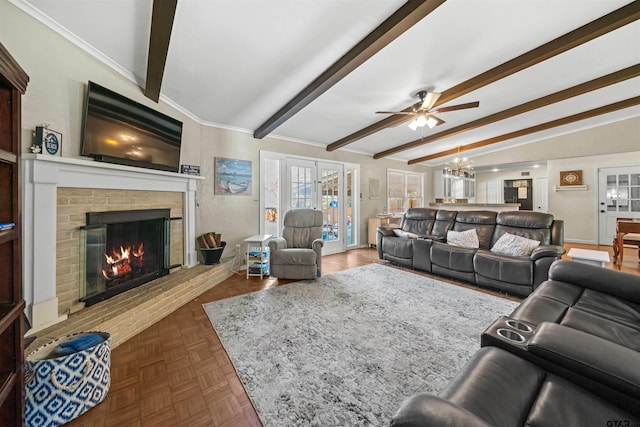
[26,260,233,354]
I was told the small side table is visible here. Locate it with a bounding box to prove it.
[244,234,272,279]
[568,248,610,268]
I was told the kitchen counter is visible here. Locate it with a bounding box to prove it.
[428,203,520,211]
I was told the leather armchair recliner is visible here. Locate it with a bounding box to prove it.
[391,262,640,427]
[268,209,324,280]
[377,208,565,297]
[391,345,640,427]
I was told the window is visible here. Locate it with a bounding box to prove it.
[387,169,424,214]
[607,173,640,213]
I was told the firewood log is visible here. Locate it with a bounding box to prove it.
[204,232,218,248]
[197,235,210,249]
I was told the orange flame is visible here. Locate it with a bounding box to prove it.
[101,242,144,279]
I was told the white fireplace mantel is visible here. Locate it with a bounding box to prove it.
[22,154,202,332]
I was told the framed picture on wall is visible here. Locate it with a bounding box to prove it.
[214,157,252,195]
[560,170,583,186]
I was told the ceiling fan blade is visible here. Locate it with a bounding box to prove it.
[391,116,415,127]
[375,111,416,115]
[430,114,445,126]
[431,101,480,113]
[421,92,441,110]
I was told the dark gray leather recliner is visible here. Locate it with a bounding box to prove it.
[376,209,456,269]
[391,262,640,426]
[510,260,640,351]
[473,211,565,295]
[377,208,565,297]
[391,344,640,427]
[430,211,499,284]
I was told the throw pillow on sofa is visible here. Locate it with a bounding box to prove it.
[446,229,479,248]
[393,229,419,239]
[491,232,540,256]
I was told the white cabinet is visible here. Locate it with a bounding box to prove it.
[435,169,475,200]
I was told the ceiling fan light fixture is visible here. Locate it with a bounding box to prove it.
[426,115,439,128]
[380,90,479,132]
[415,112,428,127]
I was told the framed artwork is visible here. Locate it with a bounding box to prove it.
[369,178,380,199]
[214,157,252,195]
[560,170,583,186]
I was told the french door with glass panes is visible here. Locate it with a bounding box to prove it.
[287,159,344,254]
[598,166,640,244]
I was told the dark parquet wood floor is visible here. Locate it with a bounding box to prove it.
[66,244,639,426]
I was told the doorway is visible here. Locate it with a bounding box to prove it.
[260,152,359,255]
[286,159,344,254]
[597,166,640,244]
[504,179,533,210]
[534,177,548,212]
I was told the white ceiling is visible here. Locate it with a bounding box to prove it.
[12,0,640,167]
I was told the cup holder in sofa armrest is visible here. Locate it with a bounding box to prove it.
[506,319,533,333]
[497,328,526,343]
[481,316,536,351]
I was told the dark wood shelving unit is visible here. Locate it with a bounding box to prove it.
[0,41,29,427]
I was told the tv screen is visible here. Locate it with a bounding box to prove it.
[81,81,183,172]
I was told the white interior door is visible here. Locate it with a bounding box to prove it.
[534,177,548,212]
[598,166,640,244]
[285,159,345,254]
[486,180,500,203]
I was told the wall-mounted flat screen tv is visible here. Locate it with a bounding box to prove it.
[81,81,182,172]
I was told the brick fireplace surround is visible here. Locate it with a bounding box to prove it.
[22,155,229,347]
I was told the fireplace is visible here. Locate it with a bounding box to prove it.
[80,209,170,306]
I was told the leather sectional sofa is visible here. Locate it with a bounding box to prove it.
[376,208,565,297]
[391,260,640,426]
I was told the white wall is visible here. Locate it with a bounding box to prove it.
[547,152,639,244]
[475,167,547,203]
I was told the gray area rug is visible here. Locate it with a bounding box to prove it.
[203,263,518,426]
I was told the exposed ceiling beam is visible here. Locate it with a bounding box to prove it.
[252,0,446,140]
[328,1,640,152]
[144,0,178,103]
[371,64,640,159]
[408,96,640,165]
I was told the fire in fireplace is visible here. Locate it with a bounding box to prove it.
[102,242,144,279]
[80,209,170,306]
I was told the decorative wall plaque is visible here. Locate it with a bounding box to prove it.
[560,170,583,186]
[34,125,62,156]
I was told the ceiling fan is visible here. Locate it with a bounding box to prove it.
[376,90,479,130]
